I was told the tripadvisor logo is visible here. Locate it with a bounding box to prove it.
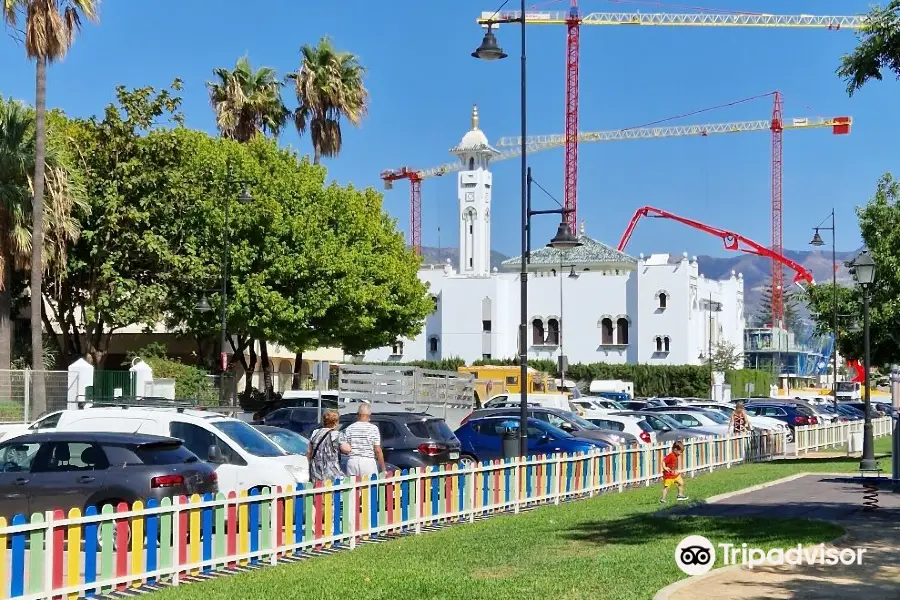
[675,536,868,576]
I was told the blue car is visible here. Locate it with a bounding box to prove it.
[454,416,612,464]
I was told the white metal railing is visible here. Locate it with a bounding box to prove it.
[793,416,893,455]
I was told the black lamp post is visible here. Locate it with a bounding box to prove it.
[848,249,878,471]
[810,209,839,412]
[196,183,254,406]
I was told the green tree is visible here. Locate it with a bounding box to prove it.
[3,0,98,414]
[708,340,742,371]
[804,282,858,359]
[286,36,369,165]
[207,56,289,143]
[837,1,900,95]
[45,82,190,366]
[754,284,801,333]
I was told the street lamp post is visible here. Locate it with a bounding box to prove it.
[848,249,878,471]
[196,182,253,406]
[810,209,839,411]
[558,262,578,389]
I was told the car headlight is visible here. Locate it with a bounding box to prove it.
[285,464,307,483]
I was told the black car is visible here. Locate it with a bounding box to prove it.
[252,392,341,421]
[257,407,325,437]
[462,406,638,446]
[338,412,461,469]
[0,431,218,519]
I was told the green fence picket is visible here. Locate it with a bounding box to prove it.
[260,488,271,552]
[27,513,43,595]
[214,493,226,569]
[159,498,173,574]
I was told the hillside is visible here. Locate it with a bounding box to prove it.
[420,246,860,319]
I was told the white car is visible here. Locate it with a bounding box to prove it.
[15,407,309,494]
[652,409,731,436]
[584,413,657,445]
[687,402,790,434]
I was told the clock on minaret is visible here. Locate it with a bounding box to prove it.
[465,191,475,202]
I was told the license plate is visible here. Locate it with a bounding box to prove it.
[449,452,460,460]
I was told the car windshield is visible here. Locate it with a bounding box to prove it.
[265,429,309,455]
[493,418,573,439]
[559,411,599,429]
[213,420,286,457]
[651,413,686,430]
[700,410,730,425]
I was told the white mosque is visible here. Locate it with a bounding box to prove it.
[364,107,745,367]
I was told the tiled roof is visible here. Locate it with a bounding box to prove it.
[501,234,637,268]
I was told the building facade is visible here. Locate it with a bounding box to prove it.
[364,107,745,366]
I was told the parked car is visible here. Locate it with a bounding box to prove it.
[0,432,218,520]
[338,412,461,470]
[461,406,637,446]
[483,393,575,413]
[744,402,819,436]
[572,398,623,412]
[256,407,323,437]
[19,407,309,492]
[454,416,612,464]
[252,391,341,421]
[641,407,731,436]
[583,413,656,445]
[613,411,714,442]
[686,401,790,433]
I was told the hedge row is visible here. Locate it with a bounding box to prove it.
[357,357,772,399]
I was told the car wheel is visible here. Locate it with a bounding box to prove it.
[96,501,131,551]
[458,454,478,469]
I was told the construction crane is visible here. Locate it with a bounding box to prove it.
[617,205,815,287]
[384,109,850,254]
[476,6,865,324]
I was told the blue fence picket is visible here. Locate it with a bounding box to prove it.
[143,500,157,585]
[202,493,213,573]
[249,488,260,563]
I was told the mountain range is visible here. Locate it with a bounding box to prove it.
[419,245,862,319]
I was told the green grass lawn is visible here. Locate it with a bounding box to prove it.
[150,453,878,600]
[804,435,894,474]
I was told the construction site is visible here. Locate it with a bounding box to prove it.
[372,2,864,381]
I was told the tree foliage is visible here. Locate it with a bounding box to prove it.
[753,284,802,334]
[708,340,742,371]
[804,173,900,367]
[44,82,429,375]
[837,1,900,95]
[207,56,288,143]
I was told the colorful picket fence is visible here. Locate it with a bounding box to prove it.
[0,432,785,600]
[793,415,892,455]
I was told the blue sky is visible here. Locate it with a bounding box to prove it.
[1,0,894,258]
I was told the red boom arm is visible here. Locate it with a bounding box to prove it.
[617,206,814,286]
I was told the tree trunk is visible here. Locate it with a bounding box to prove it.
[260,340,274,397]
[30,58,47,417]
[0,262,12,371]
[291,351,303,390]
[242,340,257,396]
[313,148,321,165]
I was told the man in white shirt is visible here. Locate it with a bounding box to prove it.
[342,404,386,477]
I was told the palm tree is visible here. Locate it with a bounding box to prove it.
[207,56,288,143]
[286,36,369,164]
[0,97,85,371]
[3,0,98,415]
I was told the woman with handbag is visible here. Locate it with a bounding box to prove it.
[306,410,351,483]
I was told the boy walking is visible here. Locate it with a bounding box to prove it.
[660,441,689,503]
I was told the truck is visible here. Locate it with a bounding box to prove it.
[587,379,634,403]
[834,380,862,402]
[456,365,559,406]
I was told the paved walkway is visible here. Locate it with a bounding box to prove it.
[660,474,900,600]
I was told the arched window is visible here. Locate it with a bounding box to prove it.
[428,336,439,354]
[391,340,404,355]
[658,292,668,309]
[655,336,663,352]
[532,319,545,345]
[616,318,629,345]
[468,157,475,170]
[600,318,614,345]
[546,319,560,345]
[664,336,671,352]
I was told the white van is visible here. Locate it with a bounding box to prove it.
[14,407,309,494]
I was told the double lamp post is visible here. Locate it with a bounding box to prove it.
[845,249,878,472]
[473,8,582,456]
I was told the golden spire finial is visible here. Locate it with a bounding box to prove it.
[472,104,479,130]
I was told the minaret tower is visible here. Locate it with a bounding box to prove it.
[450,105,501,275]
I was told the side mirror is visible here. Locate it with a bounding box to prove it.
[207,445,226,464]
[560,422,575,432]
[540,433,552,444]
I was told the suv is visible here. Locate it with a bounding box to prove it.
[252,391,341,421]
[0,432,217,519]
[18,407,309,493]
[338,412,461,470]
